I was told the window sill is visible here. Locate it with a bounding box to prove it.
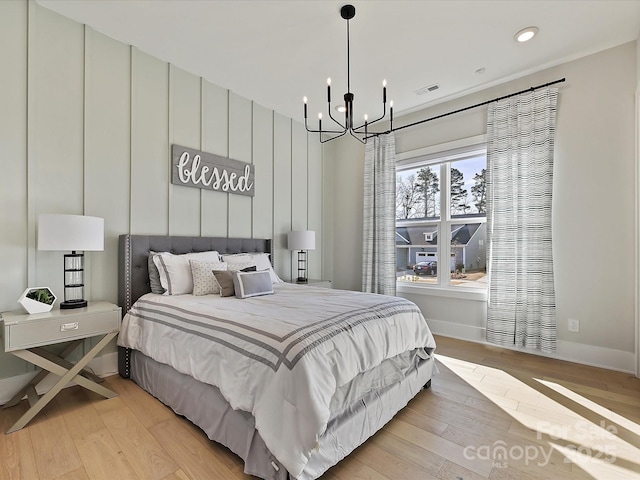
[397,282,487,301]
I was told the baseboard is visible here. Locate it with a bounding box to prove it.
[553,340,635,375]
[426,318,636,374]
[427,318,486,342]
[0,351,118,405]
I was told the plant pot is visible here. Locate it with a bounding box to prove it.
[18,287,57,314]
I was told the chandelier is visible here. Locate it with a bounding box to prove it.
[303,4,392,144]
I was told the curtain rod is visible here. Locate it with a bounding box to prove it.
[367,77,566,139]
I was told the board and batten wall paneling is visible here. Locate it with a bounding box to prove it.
[291,121,308,230]
[0,0,328,384]
[130,47,169,235]
[29,4,85,295]
[307,135,323,281]
[273,113,293,280]
[322,140,335,283]
[84,27,131,305]
[169,65,201,236]
[0,0,30,377]
[201,79,229,237]
[291,122,309,279]
[0,0,28,311]
[252,103,274,240]
[228,92,253,238]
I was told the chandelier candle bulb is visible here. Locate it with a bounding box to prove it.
[327,77,331,102]
[303,97,307,118]
[383,80,387,103]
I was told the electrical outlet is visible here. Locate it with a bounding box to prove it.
[568,318,580,333]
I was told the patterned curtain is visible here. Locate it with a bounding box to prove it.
[362,133,396,295]
[486,88,558,353]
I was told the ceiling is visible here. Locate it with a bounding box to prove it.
[37,0,640,123]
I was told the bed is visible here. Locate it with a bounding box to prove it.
[117,234,436,480]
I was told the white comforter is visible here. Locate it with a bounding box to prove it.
[118,283,436,478]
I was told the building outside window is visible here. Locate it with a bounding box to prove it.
[396,143,487,289]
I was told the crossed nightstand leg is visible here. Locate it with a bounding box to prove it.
[3,332,118,434]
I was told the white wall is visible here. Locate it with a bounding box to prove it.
[0,1,325,381]
[328,41,638,372]
[327,137,365,291]
[636,34,640,376]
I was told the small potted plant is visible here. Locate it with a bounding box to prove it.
[18,287,57,314]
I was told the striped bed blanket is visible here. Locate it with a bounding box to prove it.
[118,283,436,478]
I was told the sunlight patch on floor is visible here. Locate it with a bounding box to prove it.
[436,354,640,479]
[535,378,640,438]
[551,443,640,480]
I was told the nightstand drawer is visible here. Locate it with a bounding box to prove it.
[3,304,120,352]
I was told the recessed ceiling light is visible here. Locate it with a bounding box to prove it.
[514,26,539,43]
[335,105,346,113]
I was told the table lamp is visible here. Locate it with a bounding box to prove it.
[37,214,104,309]
[287,230,315,283]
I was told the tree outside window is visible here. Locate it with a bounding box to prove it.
[417,166,440,218]
[396,148,487,289]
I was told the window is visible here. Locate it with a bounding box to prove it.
[396,143,487,289]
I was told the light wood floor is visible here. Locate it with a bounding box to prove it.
[1,335,639,480]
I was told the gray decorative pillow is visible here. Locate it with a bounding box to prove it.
[190,260,227,295]
[148,251,166,294]
[212,270,236,297]
[232,270,274,299]
[250,253,283,284]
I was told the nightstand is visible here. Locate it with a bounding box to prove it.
[289,279,332,288]
[1,301,121,433]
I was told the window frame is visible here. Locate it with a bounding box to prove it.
[396,135,488,300]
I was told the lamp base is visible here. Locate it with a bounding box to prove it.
[296,277,308,284]
[60,299,88,309]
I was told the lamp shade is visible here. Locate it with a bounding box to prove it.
[38,214,104,251]
[288,230,315,251]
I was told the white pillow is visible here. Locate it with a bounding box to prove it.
[153,251,220,295]
[221,254,252,264]
[227,261,256,272]
[190,260,227,296]
[221,253,283,284]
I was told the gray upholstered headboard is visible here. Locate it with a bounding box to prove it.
[118,234,272,314]
[117,234,272,377]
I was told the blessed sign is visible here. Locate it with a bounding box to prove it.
[171,145,255,197]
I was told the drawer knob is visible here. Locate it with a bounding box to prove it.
[60,322,79,332]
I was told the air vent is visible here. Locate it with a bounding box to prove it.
[414,84,440,96]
